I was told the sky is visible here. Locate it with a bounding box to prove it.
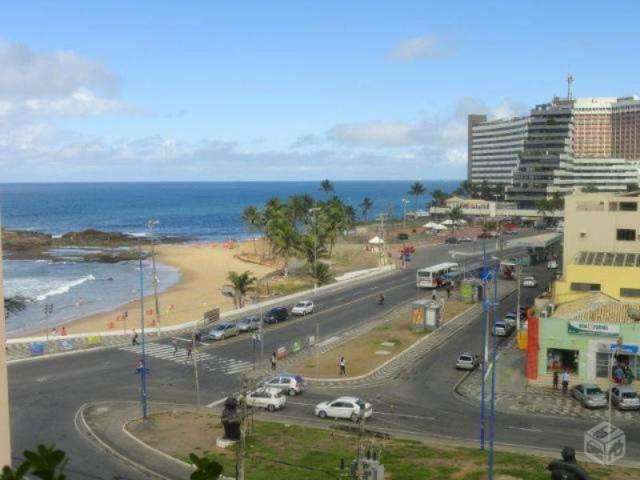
[1,1,639,182]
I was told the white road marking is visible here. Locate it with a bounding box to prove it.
[375,412,436,421]
[507,425,543,433]
[288,401,315,407]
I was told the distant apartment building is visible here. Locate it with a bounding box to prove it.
[553,190,640,304]
[467,115,529,185]
[468,95,640,208]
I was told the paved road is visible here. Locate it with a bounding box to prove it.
[7,233,569,478]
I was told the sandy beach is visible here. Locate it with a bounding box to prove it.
[53,240,274,335]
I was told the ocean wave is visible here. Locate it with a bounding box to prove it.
[125,232,149,238]
[34,274,96,301]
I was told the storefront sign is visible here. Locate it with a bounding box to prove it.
[568,321,620,336]
[610,344,639,355]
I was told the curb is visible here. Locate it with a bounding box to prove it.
[74,402,172,480]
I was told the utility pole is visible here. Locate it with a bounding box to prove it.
[0,232,12,467]
[401,198,409,230]
[515,263,522,337]
[355,404,367,479]
[237,376,249,480]
[191,326,201,409]
[487,254,499,479]
[148,220,161,334]
[479,240,488,450]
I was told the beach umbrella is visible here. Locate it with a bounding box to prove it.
[423,222,438,228]
[442,219,454,225]
[431,224,448,230]
[368,236,384,244]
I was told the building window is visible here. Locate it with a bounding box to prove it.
[617,229,636,241]
[620,202,638,212]
[547,348,579,373]
[621,288,640,298]
[596,353,610,378]
[571,282,601,292]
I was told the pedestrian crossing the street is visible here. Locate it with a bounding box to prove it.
[121,342,253,376]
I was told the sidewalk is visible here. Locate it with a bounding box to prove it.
[78,401,194,480]
[456,338,640,424]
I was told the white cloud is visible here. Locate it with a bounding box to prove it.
[0,39,117,98]
[328,122,415,146]
[388,35,452,62]
[24,88,131,117]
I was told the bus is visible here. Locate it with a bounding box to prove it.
[416,262,459,288]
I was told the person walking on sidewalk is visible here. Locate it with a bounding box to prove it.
[561,369,570,394]
[339,356,346,376]
[553,371,559,390]
[186,341,193,359]
[131,329,139,346]
[446,285,452,299]
[172,337,178,356]
[271,351,277,371]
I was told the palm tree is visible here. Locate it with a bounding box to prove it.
[241,206,262,255]
[448,206,465,238]
[492,184,505,200]
[408,181,426,212]
[227,271,256,308]
[320,179,334,196]
[269,217,299,276]
[287,194,314,224]
[550,192,564,211]
[310,262,333,285]
[323,197,352,256]
[430,189,448,207]
[535,198,553,223]
[359,197,373,222]
[480,180,492,200]
[4,296,27,317]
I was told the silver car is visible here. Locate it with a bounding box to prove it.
[237,316,261,332]
[263,373,306,396]
[206,322,239,340]
[455,353,479,370]
[572,384,607,408]
[611,386,640,410]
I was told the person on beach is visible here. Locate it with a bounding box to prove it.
[339,356,346,376]
[271,351,277,371]
[132,329,139,346]
[553,371,559,390]
[172,337,178,356]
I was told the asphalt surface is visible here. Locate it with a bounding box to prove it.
[9,232,614,479]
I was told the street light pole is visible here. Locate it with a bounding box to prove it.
[0,232,12,467]
[148,220,161,334]
[309,207,320,293]
[479,240,488,450]
[402,198,409,230]
[138,247,149,419]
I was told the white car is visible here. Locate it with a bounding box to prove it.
[314,396,372,422]
[245,387,286,412]
[291,300,314,316]
[522,276,537,288]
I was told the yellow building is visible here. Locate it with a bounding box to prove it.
[554,191,640,304]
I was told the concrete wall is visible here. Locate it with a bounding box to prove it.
[554,264,640,304]
[563,191,640,272]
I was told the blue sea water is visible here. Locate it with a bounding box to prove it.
[1,181,459,334]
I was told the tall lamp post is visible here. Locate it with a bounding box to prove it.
[147,220,161,334]
[309,207,320,292]
[137,246,149,418]
[401,198,409,230]
[0,231,12,466]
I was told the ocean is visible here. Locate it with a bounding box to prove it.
[1,181,459,334]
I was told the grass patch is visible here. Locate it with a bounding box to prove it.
[130,413,636,480]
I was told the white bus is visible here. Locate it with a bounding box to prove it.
[416,262,459,289]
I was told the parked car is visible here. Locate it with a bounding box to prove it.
[245,387,286,412]
[459,236,474,243]
[237,315,261,332]
[572,384,607,409]
[610,386,640,410]
[492,319,513,337]
[477,232,493,239]
[522,276,537,287]
[314,396,373,422]
[291,300,314,316]
[206,322,239,340]
[503,312,518,329]
[445,237,458,244]
[263,373,306,396]
[264,307,289,324]
[455,352,479,370]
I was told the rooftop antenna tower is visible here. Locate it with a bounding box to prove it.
[567,74,574,100]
